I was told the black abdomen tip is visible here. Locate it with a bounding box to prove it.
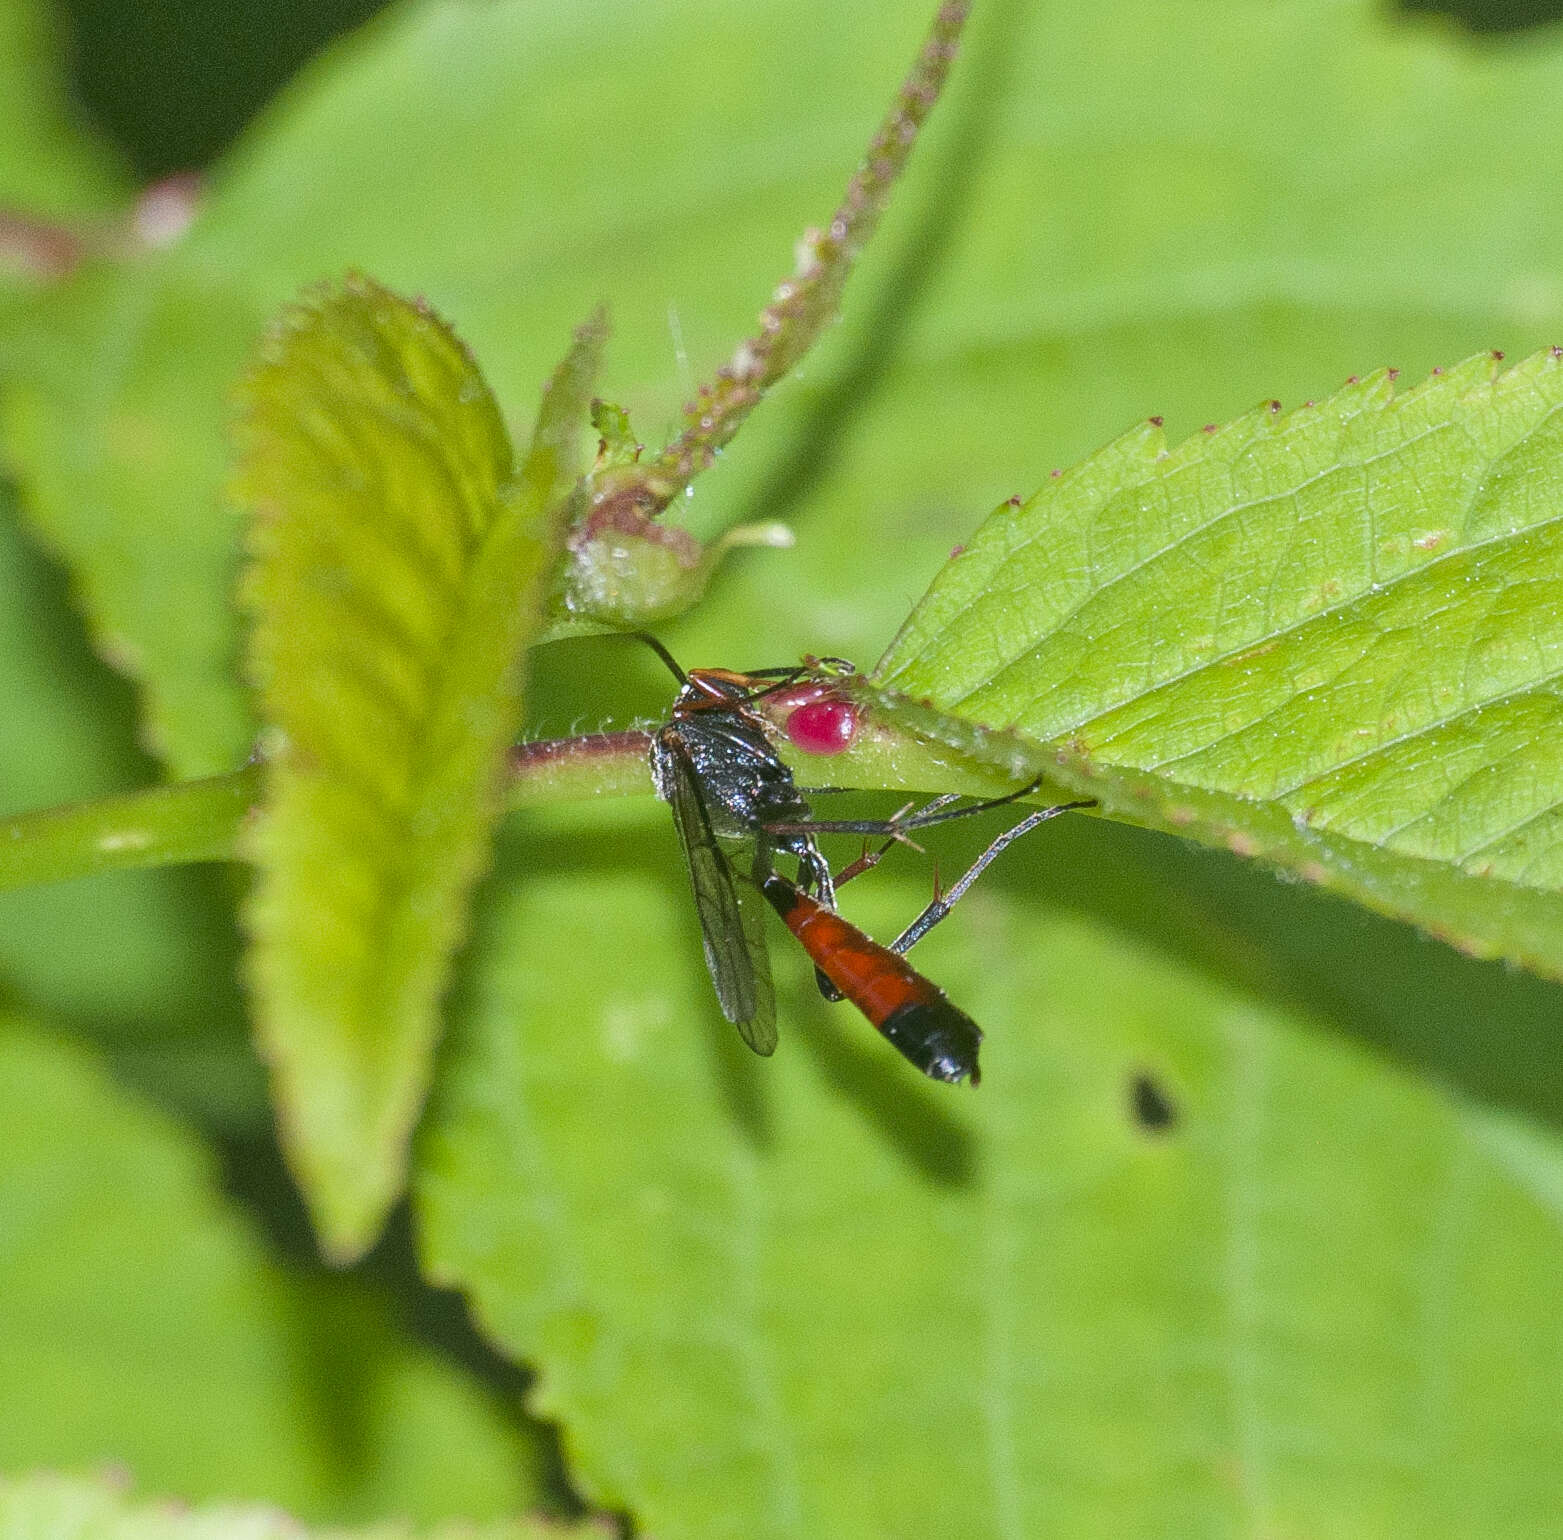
[879,1000,983,1085]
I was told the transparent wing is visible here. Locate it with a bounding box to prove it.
[731,868,778,1056]
[659,733,778,1056]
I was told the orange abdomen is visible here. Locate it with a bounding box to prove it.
[761,874,982,1084]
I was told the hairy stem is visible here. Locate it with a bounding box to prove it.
[592,0,973,520]
[0,701,1075,894]
[0,764,265,892]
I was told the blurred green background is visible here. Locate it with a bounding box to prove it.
[3,1,593,1522]
[52,0,1563,182]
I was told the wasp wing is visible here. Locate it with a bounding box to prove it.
[730,868,778,1056]
[657,732,778,1056]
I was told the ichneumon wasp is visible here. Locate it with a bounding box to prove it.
[643,636,1092,1084]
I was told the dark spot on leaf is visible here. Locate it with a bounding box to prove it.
[1129,1072,1177,1134]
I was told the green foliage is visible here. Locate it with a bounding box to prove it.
[871,351,1563,978]
[420,811,1563,1538]
[0,1019,543,1521]
[0,465,269,1149]
[7,0,1563,1535]
[234,277,595,1258]
[14,0,1563,774]
[0,0,120,219]
[588,401,639,471]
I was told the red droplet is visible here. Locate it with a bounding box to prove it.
[778,690,861,755]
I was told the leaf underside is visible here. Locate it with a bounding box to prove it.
[234,275,586,1259]
[418,819,1563,1540]
[873,349,1563,980]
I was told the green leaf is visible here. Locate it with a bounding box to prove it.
[0,1017,546,1522]
[18,0,1563,774]
[418,803,1563,1537]
[0,481,265,1131]
[0,0,121,220]
[588,400,639,471]
[0,1474,612,1540]
[870,350,1563,979]
[2,263,267,772]
[235,276,593,1259]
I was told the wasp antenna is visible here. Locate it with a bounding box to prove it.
[634,632,688,685]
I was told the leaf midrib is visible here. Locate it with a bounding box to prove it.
[342,500,510,1040]
[902,384,1563,870]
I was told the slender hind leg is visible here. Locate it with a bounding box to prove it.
[811,796,1093,1000]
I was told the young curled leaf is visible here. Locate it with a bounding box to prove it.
[589,398,640,472]
[235,275,597,1259]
